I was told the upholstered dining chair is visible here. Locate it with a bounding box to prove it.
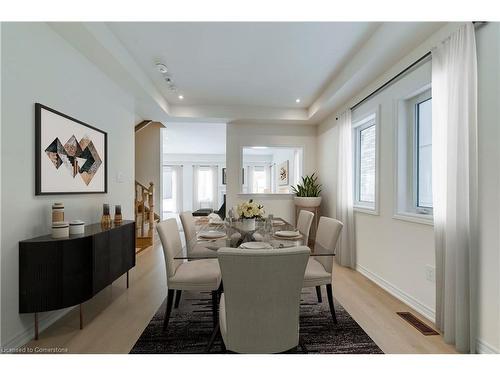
[180,211,218,258]
[296,210,314,246]
[156,218,222,331]
[215,246,310,353]
[303,216,343,323]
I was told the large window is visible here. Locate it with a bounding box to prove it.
[353,113,377,210]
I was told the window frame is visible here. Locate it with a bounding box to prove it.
[414,96,433,214]
[352,111,379,214]
[393,86,433,225]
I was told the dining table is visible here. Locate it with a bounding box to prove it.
[174,216,335,260]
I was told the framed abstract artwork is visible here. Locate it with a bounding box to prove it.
[278,160,289,186]
[35,103,107,195]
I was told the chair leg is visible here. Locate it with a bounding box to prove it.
[326,284,338,324]
[211,290,218,328]
[315,286,322,303]
[163,289,175,331]
[205,322,220,353]
[174,290,182,308]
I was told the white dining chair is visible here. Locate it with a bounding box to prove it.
[303,216,343,323]
[180,211,217,258]
[156,219,222,331]
[214,246,310,353]
[296,210,314,246]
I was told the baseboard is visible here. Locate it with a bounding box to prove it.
[2,307,73,350]
[355,263,436,323]
[476,338,499,354]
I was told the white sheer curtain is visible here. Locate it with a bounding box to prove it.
[335,110,356,268]
[432,23,478,353]
[193,165,218,210]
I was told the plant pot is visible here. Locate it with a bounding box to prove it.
[293,196,322,208]
[241,218,256,231]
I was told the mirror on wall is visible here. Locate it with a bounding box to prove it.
[241,146,303,194]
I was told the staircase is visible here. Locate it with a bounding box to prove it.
[135,180,160,252]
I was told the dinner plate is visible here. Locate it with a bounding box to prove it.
[240,242,273,249]
[274,230,301,238]
[198,230,226,239]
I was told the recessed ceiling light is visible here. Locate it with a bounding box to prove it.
[156,63,168,74]
[252,146,268,149]
[178,95,184,100]
[295,98,301,103]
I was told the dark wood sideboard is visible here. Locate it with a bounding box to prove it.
[19,220,136,340]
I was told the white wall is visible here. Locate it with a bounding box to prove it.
[227,123,316,223]
[317,22,500,353]
[475,22,500,354]
[162,121,226,154]
[1,23,136,348]
[319,61,436,320]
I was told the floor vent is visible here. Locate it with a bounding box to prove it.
[397,312,439,336]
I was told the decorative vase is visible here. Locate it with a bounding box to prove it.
[114,204,122,225]
[241,218,256,231]
[52,203,64,223]
[293,196,322,208]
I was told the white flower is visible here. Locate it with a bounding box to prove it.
[237,200,264,219]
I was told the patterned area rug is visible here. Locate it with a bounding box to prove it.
[130,290,383,354]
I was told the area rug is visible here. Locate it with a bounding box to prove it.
[130,290,383,354]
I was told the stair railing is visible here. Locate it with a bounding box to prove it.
[135,181,155,238]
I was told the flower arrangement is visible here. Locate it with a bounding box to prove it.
[236,199,265,219]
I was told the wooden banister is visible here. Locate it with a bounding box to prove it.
[134,180,156,252]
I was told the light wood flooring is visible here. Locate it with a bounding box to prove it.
[22,241,457,354]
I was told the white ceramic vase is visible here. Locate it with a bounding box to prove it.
[241,218,256,231]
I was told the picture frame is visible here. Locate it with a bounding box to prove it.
[278,160,289,186]
[222,167,227,185]
[35,103,108,195]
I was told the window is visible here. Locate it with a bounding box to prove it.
[353,114,377,211]
[416,98,433,210]
[395,87,433,223]
[251,166,268,193]
[194,166,216,209]
[162,165,182,219]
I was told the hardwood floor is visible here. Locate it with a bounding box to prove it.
[332,263,457,353]
[22,241,456,354]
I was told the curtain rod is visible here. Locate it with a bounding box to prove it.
[340,21,488,117]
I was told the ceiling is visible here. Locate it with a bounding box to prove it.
[50,22,446,125]
[108,22,379,108]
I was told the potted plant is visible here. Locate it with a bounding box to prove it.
[236,199,265,231]
[291,173,322,208]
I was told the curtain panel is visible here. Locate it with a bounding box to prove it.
[335,110,356,268]
[431,22,478,353]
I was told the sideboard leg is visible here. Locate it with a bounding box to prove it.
[126,271,129,288]
[34,312,39,340]
[79,304,83,330]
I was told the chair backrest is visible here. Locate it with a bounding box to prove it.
[296,210,314,245]
[217,246,310,353]
[179,211,196,255]
[156,219,183,281]
[315,216,343,272]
